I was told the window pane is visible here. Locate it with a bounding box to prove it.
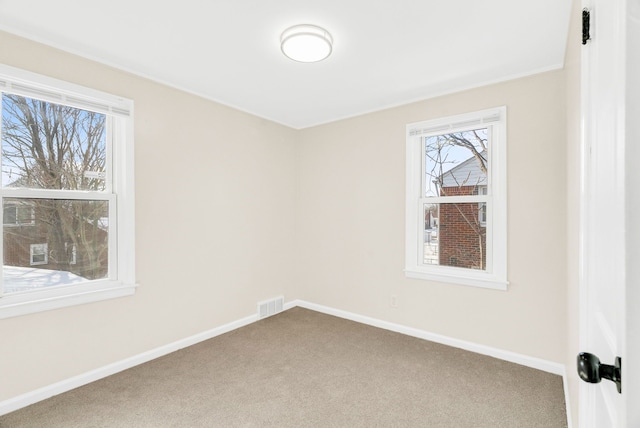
[3,198,109,294]
[3,200,35,226]
[424,128,488,197]
[422,203,439,265]
[1,94,107,191]
[423,202,486,271]
[3,204,17,225]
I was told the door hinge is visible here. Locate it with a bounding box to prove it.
[582,8,591,45]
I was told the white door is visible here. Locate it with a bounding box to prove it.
[625,3,640,426]
[580,0,639,426]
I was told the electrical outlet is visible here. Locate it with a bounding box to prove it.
[390,295,398,308]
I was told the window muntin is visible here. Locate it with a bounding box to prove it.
[0,64,135,318]
[406,107,507,290]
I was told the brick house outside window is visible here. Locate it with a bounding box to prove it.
[437,152,487,270]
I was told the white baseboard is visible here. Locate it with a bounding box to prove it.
[0,312,259,416]
[563,369,573,428]
[291,300,566,375]
[1,299,571,426]
[291,300,572,428]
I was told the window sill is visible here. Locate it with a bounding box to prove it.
[404,268,508,291]
[0,280,137,319]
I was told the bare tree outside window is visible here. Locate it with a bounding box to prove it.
[2,94,109,289]
[2,95,107,190]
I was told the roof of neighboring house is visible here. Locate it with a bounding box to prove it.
[439,152,487,188]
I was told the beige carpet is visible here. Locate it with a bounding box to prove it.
[0,307,567,427]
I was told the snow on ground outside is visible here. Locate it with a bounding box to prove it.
[3,266,86,294]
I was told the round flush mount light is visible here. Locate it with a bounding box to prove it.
[281,24,333,63]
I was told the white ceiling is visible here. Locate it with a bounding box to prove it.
[0,0,572,129]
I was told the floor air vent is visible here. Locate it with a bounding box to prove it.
[258,296,284,319]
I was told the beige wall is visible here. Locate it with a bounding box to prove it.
[296,71,568,362]
[0,27,573,406]
[0,31,298,401]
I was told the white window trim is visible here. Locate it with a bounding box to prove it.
[405,107,508,290]
[0,64,136,318]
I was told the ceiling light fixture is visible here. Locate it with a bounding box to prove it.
[280,24,333,63]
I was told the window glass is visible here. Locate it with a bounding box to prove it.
[422,128,489,272]
[3,198,109,293]
[427,202,487,269]
[1,94,110,295]
[2,94,107,191]
[424,128,488,198]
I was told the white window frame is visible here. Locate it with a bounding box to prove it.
[29,243,48,266]
[0,64,136,318]
[405,107,507,290]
